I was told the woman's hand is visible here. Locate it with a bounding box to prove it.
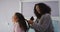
[28,20,34,24]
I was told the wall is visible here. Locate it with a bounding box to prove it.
[0,0,20,32]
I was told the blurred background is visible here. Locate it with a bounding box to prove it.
[0,0,60,32]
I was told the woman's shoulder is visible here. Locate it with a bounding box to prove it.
[41,13,51,19]
[43,13,50,17]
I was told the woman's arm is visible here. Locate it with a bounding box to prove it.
[31,14,51,32]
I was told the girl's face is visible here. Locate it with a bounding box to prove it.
[12,15,19,23]
[36,5,41,14]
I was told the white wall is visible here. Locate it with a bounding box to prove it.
[0,0,21,32]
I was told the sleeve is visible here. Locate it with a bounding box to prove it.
[31,14,51,32]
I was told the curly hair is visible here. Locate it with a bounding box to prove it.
[34,3,51,18]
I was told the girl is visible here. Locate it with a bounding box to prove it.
[12,12,28,32]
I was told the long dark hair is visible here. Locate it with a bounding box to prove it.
[15,12,28,32]
[34,3,51,19]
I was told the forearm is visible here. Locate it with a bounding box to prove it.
[31,21,50,32]
[31,22,43,32]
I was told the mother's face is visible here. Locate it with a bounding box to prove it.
[36,5,41,14]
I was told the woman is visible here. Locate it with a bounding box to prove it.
[28,3,54,32]
[12,12,28,32]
